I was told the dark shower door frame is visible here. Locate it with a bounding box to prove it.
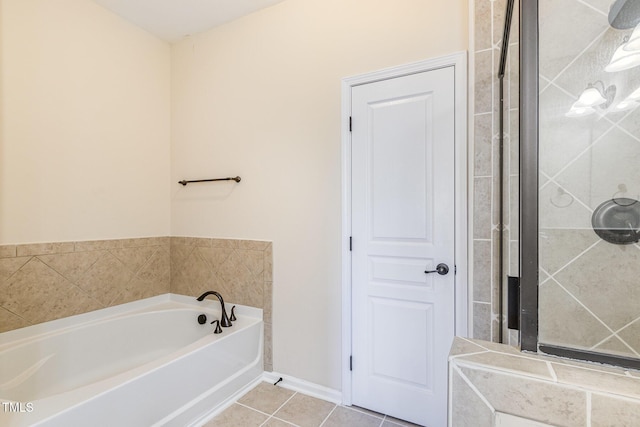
[516,0,640,370]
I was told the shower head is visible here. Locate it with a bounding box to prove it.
[609,0,640,29]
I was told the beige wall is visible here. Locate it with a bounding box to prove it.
[0,0,172,244]
[171,0,468,389]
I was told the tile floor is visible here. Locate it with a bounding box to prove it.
[202,381,422,427]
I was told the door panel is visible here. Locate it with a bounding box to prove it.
[369,93,433,241]
[351,66,455,427]
[370,298,433,387]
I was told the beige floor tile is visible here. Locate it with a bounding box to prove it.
[262,417,298,427]
[202,403,268,427]
[322,406,383,427]
[238,381,295,414]
[273,393,336,427]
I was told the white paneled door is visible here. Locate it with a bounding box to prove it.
[350,66,456,427]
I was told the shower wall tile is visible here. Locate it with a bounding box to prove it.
[509,241,518,277]
[539,229,599,276]
[450,337,640,427]
[538,279,611,348]
[473,177,493,240]
[594,335,635,357]
[170,237,273,372]
[539,85,608,178]
[472,240,491,303]
[508,44,519,107]
[554,243,640,332]
[539,0,610,81]
[457,351,553,380]
[619,108,640,137]
[583,0,614,14]
[460,366,587,426]
[591,394,640,427]
[617,321,640,356]
[474,0,492,52]
[473,302,492,341]
[492,0,507,47]
[474,113,493,177]
[474,49,494,115]
[450,367,494,427]
[0,237,170,333]
[552,363,640,400]
[472,0,516,343]
[509,176,519,240]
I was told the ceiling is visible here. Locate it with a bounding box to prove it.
[92,0,286,42]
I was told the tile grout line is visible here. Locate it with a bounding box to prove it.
[544,26,609,90]
[547,275,617,338]
[236,402,275,418]
[451,364,496,415]
[261,392,298,427]
[245,388,302,427]
[317,404,338,427]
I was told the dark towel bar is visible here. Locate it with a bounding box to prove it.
[178,176,241,186]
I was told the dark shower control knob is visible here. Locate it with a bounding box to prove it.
[424,263,449,276]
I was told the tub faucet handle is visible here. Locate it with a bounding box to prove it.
[230,305,237,322]
[210,319,223,334]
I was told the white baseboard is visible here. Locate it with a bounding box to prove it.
[262,372,342,405]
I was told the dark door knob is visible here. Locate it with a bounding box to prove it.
[424,263,449,275]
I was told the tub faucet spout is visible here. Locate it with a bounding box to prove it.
[196,291,232,327]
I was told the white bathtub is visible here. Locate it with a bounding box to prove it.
[0,294,263,426]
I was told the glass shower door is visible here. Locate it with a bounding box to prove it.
[537,0,640,361]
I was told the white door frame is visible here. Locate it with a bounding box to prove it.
[341,51,469,405]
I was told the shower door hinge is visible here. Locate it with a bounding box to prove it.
[507,276,520,330]
[350,355,353,371]
[349,116,352,132]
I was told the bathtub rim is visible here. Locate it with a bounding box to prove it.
[0,293,262,351]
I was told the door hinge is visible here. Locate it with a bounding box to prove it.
[349,116,352,132]
[350,355,353,371]
[349,236,352,251]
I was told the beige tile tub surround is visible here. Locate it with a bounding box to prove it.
[449,337,640,427]
[170,236,273,372]
[0,236,274,372]
[0,237,170,332]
